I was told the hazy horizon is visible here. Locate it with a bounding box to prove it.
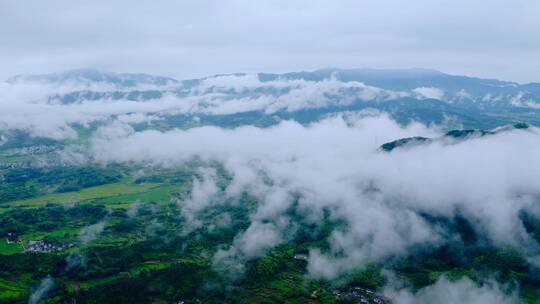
[1,0,539,83]
[5,66,538,85]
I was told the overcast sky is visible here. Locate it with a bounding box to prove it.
[1,0,539,82]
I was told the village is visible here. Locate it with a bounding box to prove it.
[333,286,391,304]
[5,232,74,254]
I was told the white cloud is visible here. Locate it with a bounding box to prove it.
[212,220,286,276]
[0,75,404,139]
[510,92,540,109]
[88,113,540,278]
[413,87,444,100]
[385,276,518,304]
[178,167,221,231]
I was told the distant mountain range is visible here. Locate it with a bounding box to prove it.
[7,68,178,88]
[5,68,540,129]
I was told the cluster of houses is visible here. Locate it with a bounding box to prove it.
[0,161,32,169]
[5,232,74,253]
[26,240,74,253]
[333,286,391,304]
[292,253,309,261]
[12,145,57,156]
[0,145,64,170]
[0,158,65,170]
[291,252,392,304]
[177,300,201,304]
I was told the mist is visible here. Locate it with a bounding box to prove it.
[84,113,540,280]
[28,276,54,304]
[384,276,518,304]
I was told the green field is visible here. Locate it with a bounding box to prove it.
[92,185,178,207]
[20,226,81,244]
[1,163,538,303]
[8,182,167,208]
[0,239,23,255]
[0,279,28,302]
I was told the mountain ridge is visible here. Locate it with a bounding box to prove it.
[4,68,540,130]
[7,67,540,87]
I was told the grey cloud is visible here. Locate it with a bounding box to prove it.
[1,1,539,82]
[78,221,106,244]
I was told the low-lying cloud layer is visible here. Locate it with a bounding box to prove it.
[385,276,518,304]
[2,70,539,141]
[88,113,540,280]
[0,74,410,139]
